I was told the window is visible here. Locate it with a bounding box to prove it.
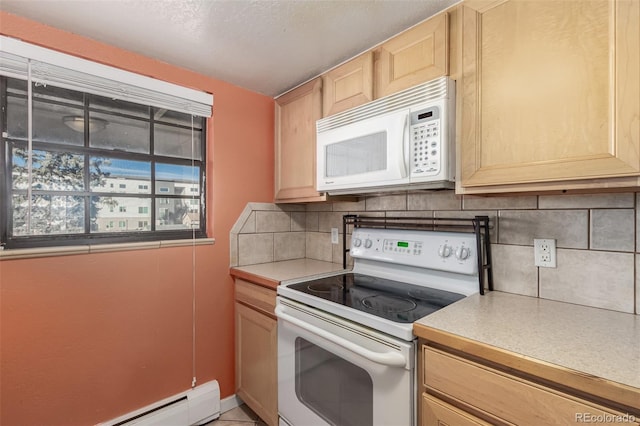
[0,37,212,249]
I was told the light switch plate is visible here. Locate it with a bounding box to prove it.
[331,228,339,244]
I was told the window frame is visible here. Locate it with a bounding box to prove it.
[0,76,208,250]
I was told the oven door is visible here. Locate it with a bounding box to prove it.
[276,297,415,426]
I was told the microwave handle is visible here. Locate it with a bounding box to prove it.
[402,114,410,178]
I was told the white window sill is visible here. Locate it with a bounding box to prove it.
[0,238,215,261]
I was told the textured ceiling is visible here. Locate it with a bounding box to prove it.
[1,0,459,97]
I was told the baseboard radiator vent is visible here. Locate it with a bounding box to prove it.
[100,380,220,426]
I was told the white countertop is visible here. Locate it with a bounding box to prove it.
[414,291,640,391]
[230,259,346,288]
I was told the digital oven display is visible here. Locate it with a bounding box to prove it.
[397,241,409,248]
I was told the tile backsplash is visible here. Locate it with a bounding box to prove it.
[230,191,639,315]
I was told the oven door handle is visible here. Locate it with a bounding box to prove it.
[275,306,407,368]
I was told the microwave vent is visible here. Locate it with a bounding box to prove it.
[317,77,451,133]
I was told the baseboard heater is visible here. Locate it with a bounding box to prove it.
[99,381,220,426]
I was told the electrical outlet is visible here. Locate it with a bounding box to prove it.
[331,228,339,244]
[534,238,556,268]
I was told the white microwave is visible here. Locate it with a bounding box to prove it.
[316,77,455,195]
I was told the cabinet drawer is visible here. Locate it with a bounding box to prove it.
[422,393,492,426]
[235,279,276,317]
[424,346,638,426]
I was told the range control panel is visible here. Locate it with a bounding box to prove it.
[351,228,478,275]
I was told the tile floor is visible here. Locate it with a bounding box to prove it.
[206,404,268,426]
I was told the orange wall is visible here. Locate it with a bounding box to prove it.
[0,12,275,426]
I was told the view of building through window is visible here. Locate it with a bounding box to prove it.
[1,76,206,248]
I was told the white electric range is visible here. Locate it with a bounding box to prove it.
[276,225,484,426]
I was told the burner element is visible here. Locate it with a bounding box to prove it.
[308,283,343,294]
[361,295,417,313]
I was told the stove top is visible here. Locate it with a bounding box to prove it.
[277,227,481,341]
[286,273,465,324]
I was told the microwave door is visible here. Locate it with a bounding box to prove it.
[317,109,409,193]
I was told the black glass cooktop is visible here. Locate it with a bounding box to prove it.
[287,273,465,323]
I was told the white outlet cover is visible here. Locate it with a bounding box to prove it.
[534,238,557,268]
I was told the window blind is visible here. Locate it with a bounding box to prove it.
[0,36,213,117]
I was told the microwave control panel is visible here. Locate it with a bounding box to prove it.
[410,105,442,176]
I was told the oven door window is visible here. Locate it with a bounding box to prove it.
[295,337,373,426]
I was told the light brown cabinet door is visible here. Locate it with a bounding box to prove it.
[235,302,278,426]
[322,52,374,117]
[459,0,640,193]
[375,12,449,98]
[275,77,325,202]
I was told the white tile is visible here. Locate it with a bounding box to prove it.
[274,233,306,261]
[540,249,634,313]
[435,210,498,243]
[318,212,345,233]
[290,212,306,232]
[365,194,407,211]
[230,203,254,234]
[539,193,635,209]
[636,193,640,253]
[590,209,634,252]
[306,211,319,232]
[636,255,640,315]
[407,190,461,211]
[229,233,238,267]
[239,212,256,234]
[332,233,351,266]
[238,234,273,266]
[498,210,588,249]
[491,244,538,297]
[255,211,291,233]
[463,195,537,210]
[331,199,366,212]
[305,202,333,212]
[306,232,333,262]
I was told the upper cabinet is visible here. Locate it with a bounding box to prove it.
[458,0,640,194]
[375,12,449,98]
[322,13,450,118]
[275,78,326,203]
[322,52,374,117]
[274,10,453,202]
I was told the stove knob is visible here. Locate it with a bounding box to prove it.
[456,246,470,260]
[364,239,373,249]
[353,238,362,247]
[438,244,452,258]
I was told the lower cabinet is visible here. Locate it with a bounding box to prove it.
[235,279,278,426]
[420,344,639,426]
